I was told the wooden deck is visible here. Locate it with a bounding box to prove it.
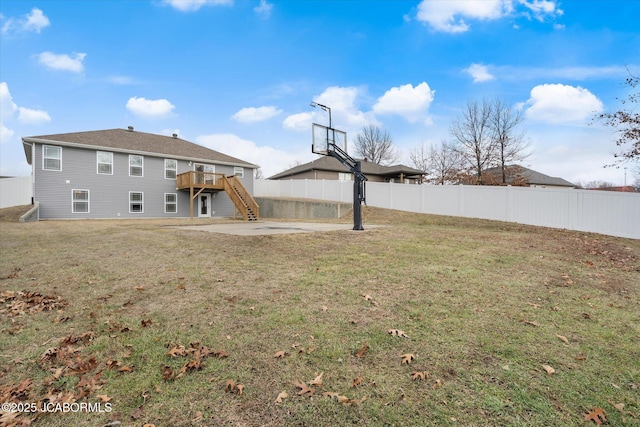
[176,171,259,221]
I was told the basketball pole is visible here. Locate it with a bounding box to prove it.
[311,102,367,231]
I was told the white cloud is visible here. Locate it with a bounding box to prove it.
[415,0,562,32]
[0,82,18,122]
[18,107,51,124]
[283,112,314,131]
[163,0,232,12]
[24,8,50,33]
[254,0,273,18]
[37,52,86,73]
[196,133,306,178]
[313,86,371,128]
[284,86,373,132]
[373,82,435,123]
[126,97,176,118]
[232,106,282,123]
[416,0,511,33]
[465,63,495,83]
[519,0,563,21]
[0,82,51,144]
[0,123,13,143]
[1,7,50,34]
[523,84,603,124]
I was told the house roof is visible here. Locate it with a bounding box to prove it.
[22,128,257,168]
[484,165,575,187]
[268,155,423,180]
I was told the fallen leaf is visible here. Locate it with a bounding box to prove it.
[213,349,229,359]
[118,365,134,373]
[309,372,323,387]
[401,353,415,365]
[352,376,363,387]
[556,335,570,345]
[355,342,368,358]
[235,384,244,396]
[275,391,289,403]
[411,371,429,381]
[293,380,315,397]
[141,319,153,327]
[224,379,236,393]
[388,329,409,338]
[96,394,111,402]
[162,365,175,381]
[542,365,555,375]
[608,400,624,413]
[274,350,288,359]
[583,407,607,425]
[432,379,443,388]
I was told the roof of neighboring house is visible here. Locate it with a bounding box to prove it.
[269,155,423,180]
[484,165,575,187]
[22,128,257,168]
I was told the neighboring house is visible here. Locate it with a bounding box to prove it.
[586,186,639,193]
[269,156,423,184]
[482,165,575,188]
[21,127,259,220]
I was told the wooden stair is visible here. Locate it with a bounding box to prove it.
[223,175,259,221]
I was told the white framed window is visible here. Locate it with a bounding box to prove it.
[43,145,62,171]
[165,193,177,213]
[233,167,244,178]
[129,155,143,177]
[72,189,89,213]
[129,191,143,213]
[165,159,177,179]
[338,172,353,181]
[97,151,113,175]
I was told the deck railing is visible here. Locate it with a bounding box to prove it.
[176,171,225,190]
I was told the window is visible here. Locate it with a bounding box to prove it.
[43,145,61,171]
[129,155,143,177]
[129,192,143,213]
[165,159,177,179]
[233,167,244,178]
[165,193,177,213]
[72,190,89,213]
[338,172,353,181]
[97,151,113,175]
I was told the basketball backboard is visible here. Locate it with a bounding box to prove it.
[312,123,347,155]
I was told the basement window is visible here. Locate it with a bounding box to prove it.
[72,189,89,213]
[165,193,177,213]
[129,191,143,213]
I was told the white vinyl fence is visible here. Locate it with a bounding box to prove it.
[0,176,32,209]
[255,179,640,239]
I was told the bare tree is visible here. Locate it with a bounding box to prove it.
[427,141,463,185]
[254,167,264,180]
[408,142,430,183]
[490,98,530,183]
[596,73,639,164]
[449,100,496,183]
[354,124,398,165]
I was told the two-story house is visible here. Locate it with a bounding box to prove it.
[21,127,259,220]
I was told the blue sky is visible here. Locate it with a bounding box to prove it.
[1,0,638,184]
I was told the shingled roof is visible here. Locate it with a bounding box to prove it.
[22,127,257,168]
[268,155,423,180]
[484,165,575,187]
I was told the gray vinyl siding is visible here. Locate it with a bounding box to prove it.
[33,144,254,219]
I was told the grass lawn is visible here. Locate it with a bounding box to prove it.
[1,206,639,427]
